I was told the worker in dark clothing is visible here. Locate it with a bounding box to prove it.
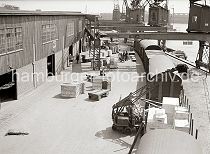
[123,51,126,61]
[125,51,128,61]
[76,53,80,64]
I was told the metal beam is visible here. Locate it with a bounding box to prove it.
[105,32,210,41]
[94,26,167,32]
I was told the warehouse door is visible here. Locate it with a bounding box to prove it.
[47,54,55,76]
[69,45,73,56]
[0,70,17,103]
[79,40,82,53]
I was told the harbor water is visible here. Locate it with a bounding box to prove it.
[166,23,199,63]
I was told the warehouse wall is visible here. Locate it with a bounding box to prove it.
[0,14,86,101]
[0,16,35,75]
[16,63,34,99]
[55,50,63,74]
[34,57,47,87]
[0,15,85,76]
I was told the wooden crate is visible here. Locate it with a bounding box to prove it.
[61,83,80,98]
[174,119,190,133]
[92,76,112,90]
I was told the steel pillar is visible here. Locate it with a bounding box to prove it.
[195,41,210,72]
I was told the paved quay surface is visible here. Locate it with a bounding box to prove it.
[182,69,210,154]
[0,49,210,153]
[0,54,145,154]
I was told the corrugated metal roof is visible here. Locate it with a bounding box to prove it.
[149,55,175,77]
[139,39,160,50]
[0,10,96,17]
[137,129,203,154]
[145,50,165,59]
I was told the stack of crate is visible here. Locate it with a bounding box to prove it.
[61,82,80,98]
[162,97,179,125]
[174,106,190,133]
[147,108,172,131]
[92,76,111,90]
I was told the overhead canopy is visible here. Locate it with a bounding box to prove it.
[137,129,203,154]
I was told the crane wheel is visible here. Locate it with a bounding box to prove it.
[112,125,117,131]
[124,127,132,135]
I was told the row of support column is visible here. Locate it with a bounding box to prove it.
[85,17,101,70]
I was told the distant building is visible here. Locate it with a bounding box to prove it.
[100,11,189,24]
[0,4,19,11]
[99,13,112,20]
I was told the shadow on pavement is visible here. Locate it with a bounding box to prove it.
[53,94,74,99]
[84,97,97,102]
[95,127,137,152]
[72,62,82,73]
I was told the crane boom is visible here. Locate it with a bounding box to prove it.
[112,81,158,109]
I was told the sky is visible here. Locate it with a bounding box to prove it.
[0,0,209,14]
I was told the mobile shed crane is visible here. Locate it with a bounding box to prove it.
[112,82,159,134]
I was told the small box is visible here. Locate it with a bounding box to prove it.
[154,113,167,124]
[174,119,190,133]
[175,106,189,120]
[162,97,179,114]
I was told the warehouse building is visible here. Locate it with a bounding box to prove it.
[0,10,95,102]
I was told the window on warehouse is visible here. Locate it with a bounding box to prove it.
[66,21,74,37]
[42,24,57,43]
[15,27,23,50]
[0,27,23,54]
[6,28,15,52]
[78,20,83,32]
[0,29,6,54]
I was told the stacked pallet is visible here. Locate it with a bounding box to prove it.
[92,76,111,90]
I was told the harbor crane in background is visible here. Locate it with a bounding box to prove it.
[120,0,169,25]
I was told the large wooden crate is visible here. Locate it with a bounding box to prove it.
[92,76,111,90]
[61,83,80,98]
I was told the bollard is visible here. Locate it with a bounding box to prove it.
[195,129,198,139]
[189,113,192,134]
[191,119,194,136]
[186,99,189,108]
